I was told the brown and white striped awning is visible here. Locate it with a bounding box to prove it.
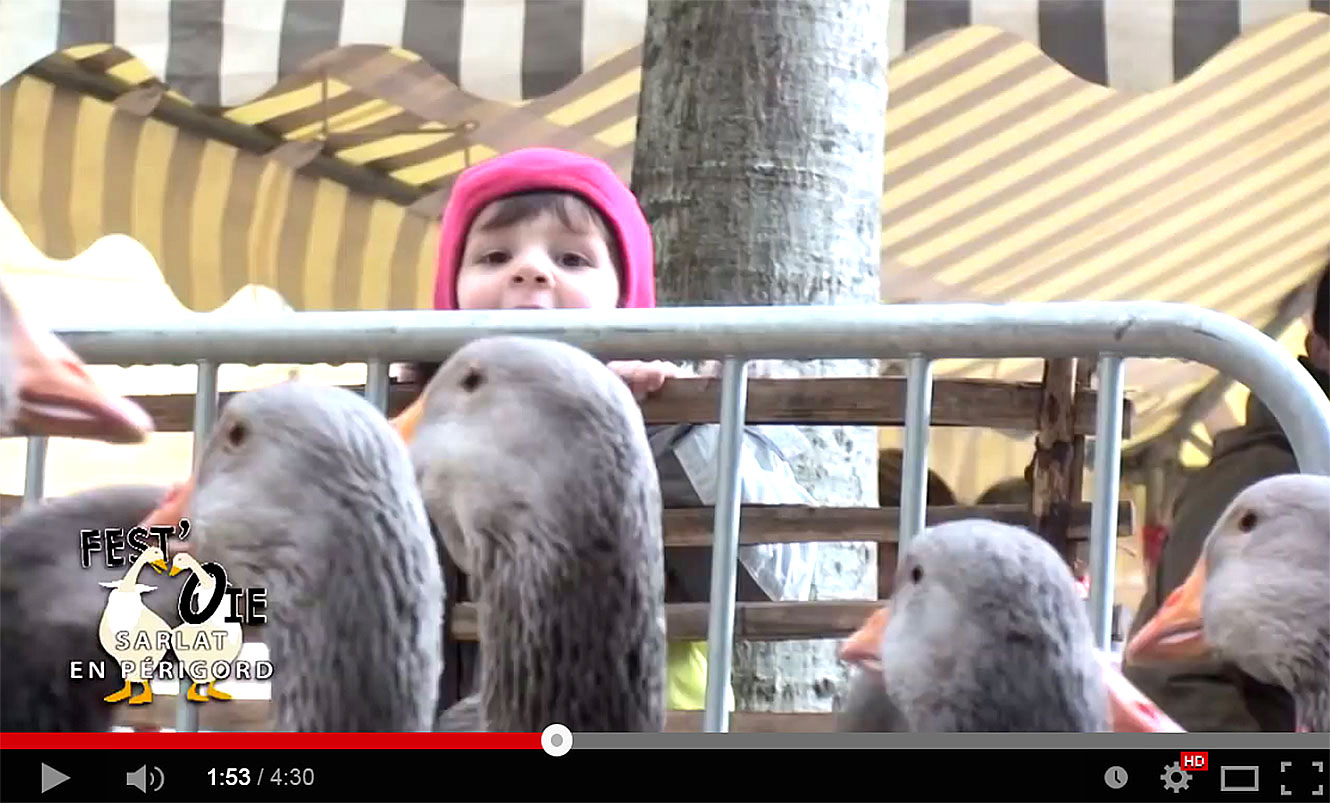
[0,1,1327,453]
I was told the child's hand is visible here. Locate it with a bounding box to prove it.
[607,360,684,401]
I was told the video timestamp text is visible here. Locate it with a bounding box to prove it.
[207,767,315,787]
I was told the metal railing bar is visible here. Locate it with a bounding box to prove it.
[364,359,390,412]
[47,302,1330,475]
[1087,354,1126,650]
[899,355,933,550]
[177,360,219,733]
[22,436,47,507]
[702,358,750,733]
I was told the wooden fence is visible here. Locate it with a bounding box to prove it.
[9,358,1135,732]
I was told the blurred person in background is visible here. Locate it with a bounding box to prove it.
[1124,259,1329,732]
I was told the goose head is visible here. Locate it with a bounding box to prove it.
[1126,474,1329,729]
[138,381,439,620]
[841,520,1107,731]
[392,335,662,581]
[841,606,1183,732]
[168,553,206,579]
[392,335,666,732]
[135,381,443,731]
[137,546,169,576]
[0,278,154,443]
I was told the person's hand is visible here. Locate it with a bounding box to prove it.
[607,360,684,401]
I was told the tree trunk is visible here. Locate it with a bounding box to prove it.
[631,0,888,713]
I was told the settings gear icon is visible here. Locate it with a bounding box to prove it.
[1161,761,1192,793]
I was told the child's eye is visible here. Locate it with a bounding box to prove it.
[558,252,590,269]
[479,250,509,265]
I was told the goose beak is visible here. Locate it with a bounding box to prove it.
[139,481,197,557]
[1124,559,1210,665]
[838,606,888,675]
[148,558,170,574]
[1097,651,1186,732]
[8,305,155,443]
[390,393,426,444]
[168,564,185,577]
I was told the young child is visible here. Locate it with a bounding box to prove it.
[406,146,819,715]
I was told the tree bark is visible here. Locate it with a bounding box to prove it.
[632,0,889,712]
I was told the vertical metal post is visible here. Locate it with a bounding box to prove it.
[177,360,219,733]
[702,358,749,733]
[22,436,48,507]
[899,356,933,551]
[1088,354,1125,651]
[365,359,390,413]
[191,361,220,468]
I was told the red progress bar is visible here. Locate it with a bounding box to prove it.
[0,732,542,749]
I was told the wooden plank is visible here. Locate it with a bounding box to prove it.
[114,698,837,733]
[660,501,1133,546]
[1,497,1133,548]
[119,376,1132,435]
[163,496,1134,647]
[448,600,882,642]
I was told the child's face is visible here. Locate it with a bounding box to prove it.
[455,202,620,311]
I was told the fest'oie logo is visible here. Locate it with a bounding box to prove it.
[73,519,273,705]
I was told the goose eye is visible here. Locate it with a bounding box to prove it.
[1237,511,1258,532]
[910,565,923,584]
[460,368,484,392]
[225,422,247,448]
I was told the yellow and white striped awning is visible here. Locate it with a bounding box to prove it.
[0,3,1326,464]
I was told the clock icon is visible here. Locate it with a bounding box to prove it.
[1105,766,1129,789]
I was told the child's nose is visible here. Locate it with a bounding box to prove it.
[511,255,554,285]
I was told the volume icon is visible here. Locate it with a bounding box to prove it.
[126,764,165,793]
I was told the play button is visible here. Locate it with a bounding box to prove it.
[41,763,70,793]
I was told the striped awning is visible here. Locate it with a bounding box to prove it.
[4,0,1326,106]
[881,11,1330,445]
[1,2,1327,456]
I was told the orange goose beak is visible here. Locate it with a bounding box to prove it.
[838,606,888,676]
[138,480,197,557]
[7,301,154,443]
[1125,558,1211,665]
[839,606,1186,732]
[390,392,426,445]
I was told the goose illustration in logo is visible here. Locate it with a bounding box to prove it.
[98,546,171,704]
[168,553,243,702]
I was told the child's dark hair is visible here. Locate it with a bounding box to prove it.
[410,191,623,386]
[472,190,623,270]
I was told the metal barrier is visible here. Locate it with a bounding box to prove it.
[16,301,1330,734]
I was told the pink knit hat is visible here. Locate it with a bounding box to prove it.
[432,147,656,310]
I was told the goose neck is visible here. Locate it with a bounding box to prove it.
[1292,663,1328,733]
[124,550,154,584]
[263,519,441,732]
[477,554,664,732]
